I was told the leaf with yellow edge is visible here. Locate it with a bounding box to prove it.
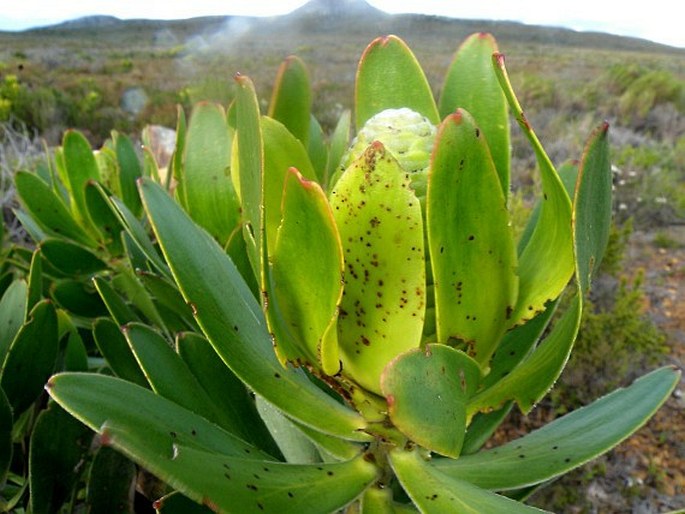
[330,142,425,395]
[492,53,574,326]
[355,35,439,130]
[267,168,343,375]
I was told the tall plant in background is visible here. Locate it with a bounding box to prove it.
[2,33,678,513]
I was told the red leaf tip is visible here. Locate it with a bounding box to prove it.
[99,428,114,447]
[447,109,464,125]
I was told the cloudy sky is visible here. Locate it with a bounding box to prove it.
[0,0,681,48]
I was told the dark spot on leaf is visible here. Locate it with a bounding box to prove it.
[247,484,258,491]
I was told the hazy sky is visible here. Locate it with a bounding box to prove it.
[0,0,682,48]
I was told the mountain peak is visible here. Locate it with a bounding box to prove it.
[291,0,385,17]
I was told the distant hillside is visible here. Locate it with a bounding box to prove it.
[4,0,681,55]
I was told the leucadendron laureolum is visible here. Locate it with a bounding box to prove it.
[38,33,679,513]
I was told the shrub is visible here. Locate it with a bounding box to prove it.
[1,32,678,513]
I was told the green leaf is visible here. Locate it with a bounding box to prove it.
[29,403,93,514]
[124,323,255,441]
[428,109,518,366]
[93,276,140,325]
[268,55,312,145]
[308,114,328,183]
[462,300,558,451]
[182,102,240,245]
[234,74,264,280]
[482,299,558,390]
[390,449,549,513]
[138,178,368,440]
[573,122,612,296]
[468,294,581,416]
[64,330,88,371]
[255,396,320,464]
[114,131,143,217]
[434,366,680,490]
[92,318,148,387]
[267,168,343,374]
[518,161,578,256]
[26,249,43,316]
[176,332,278,455]
[138,271,198,331]
[330,142,425,395]
[493,53,574,325]
[51,279,108,318]
[325,109,351,190]
[98,422,377,514]
[355,35,439,129]
[0,388,12,485]
[381,344,480,457]
[109,196,170,278]
[84,181,125,255]
[143,145,162,183]
[0,280,27,363]
[262,116,318,256]
[294,421,363,462]
[439,33,510,194]
[40,239,107,277]
[112,268,166,329]
[12,208,48,243]
[47,372,264,457]
[14,171,96,247]
[86,446,136,514]
[225,226,260,298]
[1,300,58,415]
[62,130,101,227]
